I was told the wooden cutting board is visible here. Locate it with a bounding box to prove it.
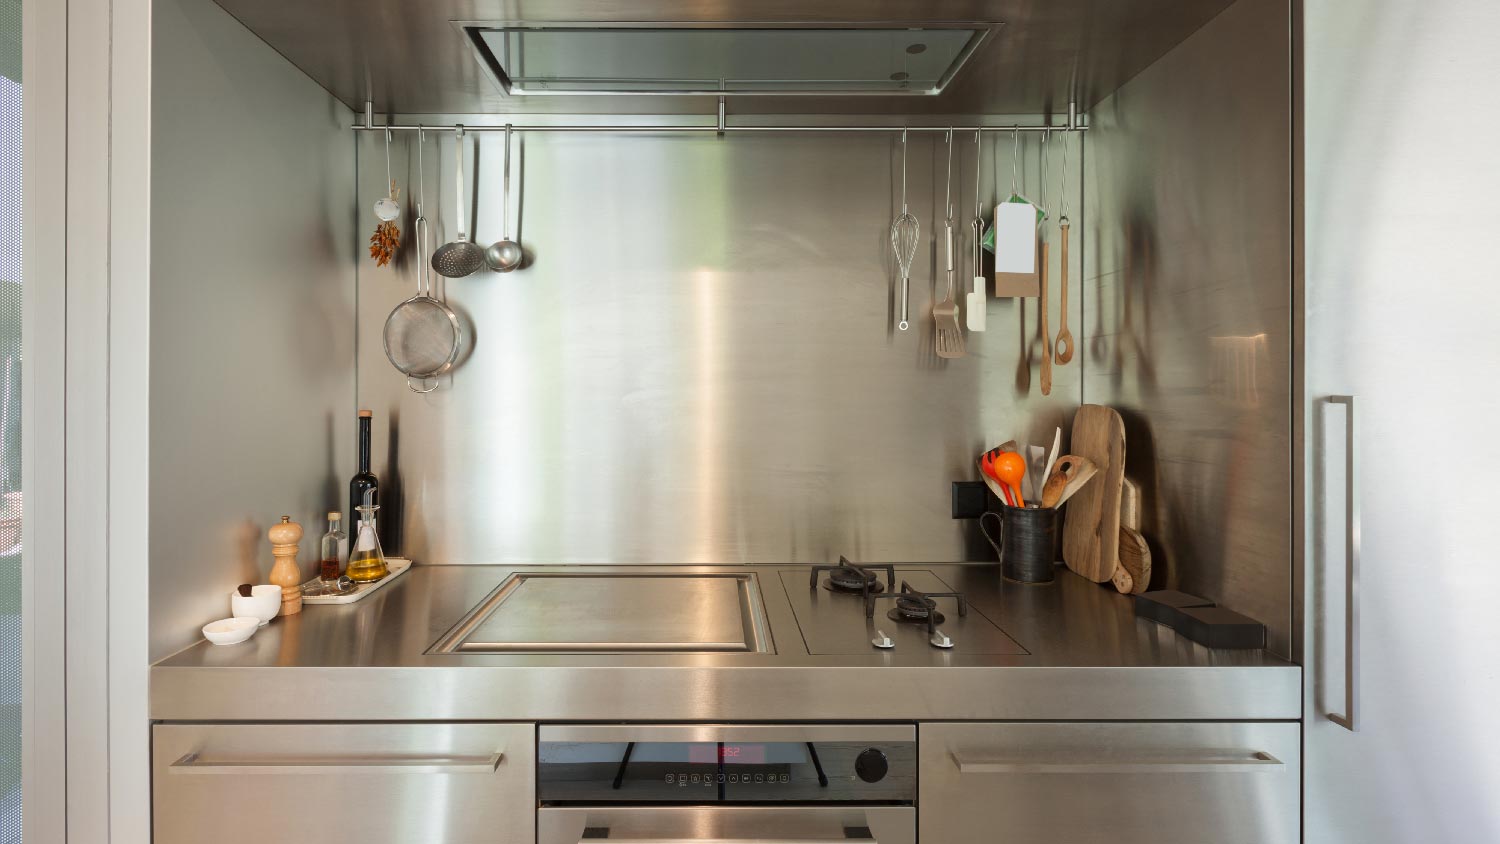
[1062,404,1126,583]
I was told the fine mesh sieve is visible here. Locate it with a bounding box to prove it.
[385,129,463,392]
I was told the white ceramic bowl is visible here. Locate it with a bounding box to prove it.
[230,585,282,626]
[202,617,259,646]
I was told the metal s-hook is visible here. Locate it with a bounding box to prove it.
[1058,130,1071,224]
[1010,125,1021,199]
[974,129,983,218]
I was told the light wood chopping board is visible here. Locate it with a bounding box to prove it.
[1062,404,1126,583]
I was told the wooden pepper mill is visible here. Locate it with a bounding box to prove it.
[268,515,304,616]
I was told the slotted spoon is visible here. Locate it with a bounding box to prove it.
[934,130,965,359]
[430,125,485,278]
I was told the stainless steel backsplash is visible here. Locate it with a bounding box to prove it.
[357,121,1084,566]
[1084,0,1293,655]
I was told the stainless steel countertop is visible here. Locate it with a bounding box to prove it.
[151,564,1299,721]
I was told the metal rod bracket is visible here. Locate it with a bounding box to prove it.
[717,97,727,136]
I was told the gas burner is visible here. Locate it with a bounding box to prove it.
[809,558,895,596]
[866,581,968,636]
[889,593,945,626]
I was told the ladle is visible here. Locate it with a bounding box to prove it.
[485,124,523,273]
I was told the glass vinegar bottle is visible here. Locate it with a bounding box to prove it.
[346,494,389,583]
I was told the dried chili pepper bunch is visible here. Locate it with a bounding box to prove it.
[368,182,401,267]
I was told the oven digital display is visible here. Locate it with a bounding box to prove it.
[687,744,767,764]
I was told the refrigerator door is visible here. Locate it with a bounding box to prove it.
[1303,0,1500,841]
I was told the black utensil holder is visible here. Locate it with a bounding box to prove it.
[982,505,1057,583]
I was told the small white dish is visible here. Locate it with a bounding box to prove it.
[202,617,259,646]
[230,585,282,626]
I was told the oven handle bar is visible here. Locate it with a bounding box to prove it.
[168,751,504,775]
[540,724,914,744]
[952,750,1283,775]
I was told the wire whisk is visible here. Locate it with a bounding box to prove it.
[890,129,921,332]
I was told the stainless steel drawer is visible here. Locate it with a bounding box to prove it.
[920,722,1299,844]
[539,806,915,844]
[153,722,534,844]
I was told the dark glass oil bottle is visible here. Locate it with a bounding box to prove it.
[349,409,378,537]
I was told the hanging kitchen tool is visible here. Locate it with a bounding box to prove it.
[993,127,1041,297]
[967,130,987,332]
[1054,131,1076,365]
[430,125,486,278]
[484,124,524,273]
[386,127,463,392]
[890,129,920,332]
[374,127,400,222]
[1036,132,1054,396]
[934,130,965,359]
[368,128,402,267]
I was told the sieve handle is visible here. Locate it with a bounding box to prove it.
[415,216,430,297]
[453,125,466,242]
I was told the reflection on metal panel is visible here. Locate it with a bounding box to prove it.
[1303,0,1500,840]
[149,0,357,661]
[357,123,1083,565]
[1083,0,1292,655]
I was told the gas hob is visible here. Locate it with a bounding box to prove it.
[786,564,1028,656]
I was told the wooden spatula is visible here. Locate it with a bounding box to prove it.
[1041,455,1098,508]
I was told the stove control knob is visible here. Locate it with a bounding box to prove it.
[855,748,889,783]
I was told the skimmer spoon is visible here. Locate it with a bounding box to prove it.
[430,125,485,278]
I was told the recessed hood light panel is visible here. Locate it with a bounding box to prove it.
[460,22,998,97]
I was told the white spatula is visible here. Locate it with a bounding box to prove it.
[967,130,987,332]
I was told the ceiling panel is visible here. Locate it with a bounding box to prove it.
[209,0,1238,116]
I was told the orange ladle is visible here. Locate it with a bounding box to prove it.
[993,451,1028,507]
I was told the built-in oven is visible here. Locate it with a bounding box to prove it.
[536,724,916,844]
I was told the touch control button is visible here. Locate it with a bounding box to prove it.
[855,748,889,783]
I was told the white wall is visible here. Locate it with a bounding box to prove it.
[150,0,356,661]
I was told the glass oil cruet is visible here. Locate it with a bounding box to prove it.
[302,512,352,597]
[346,490,389,583]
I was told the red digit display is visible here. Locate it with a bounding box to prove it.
[688,744,768,764]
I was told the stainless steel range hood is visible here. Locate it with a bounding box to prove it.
[208,0,1244,115]
[461,23,996,97]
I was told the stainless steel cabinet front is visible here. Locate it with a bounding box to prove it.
[153,722,535,844]
[919,722,1299,844]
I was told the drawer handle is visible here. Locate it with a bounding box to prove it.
[169,751,503,775]
[952,750,1283,775]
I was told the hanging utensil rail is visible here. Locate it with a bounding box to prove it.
[350,101,1087,136]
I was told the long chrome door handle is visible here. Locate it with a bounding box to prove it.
[1326,395,1360,732]
[168,750,503,775]
[952,750,1284,775]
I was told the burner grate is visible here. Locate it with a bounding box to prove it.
[866,581,968,635]
[808,558,895,596]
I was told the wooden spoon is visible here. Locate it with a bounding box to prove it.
[1041,455,1098,508]
[1055,219,1075,364]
